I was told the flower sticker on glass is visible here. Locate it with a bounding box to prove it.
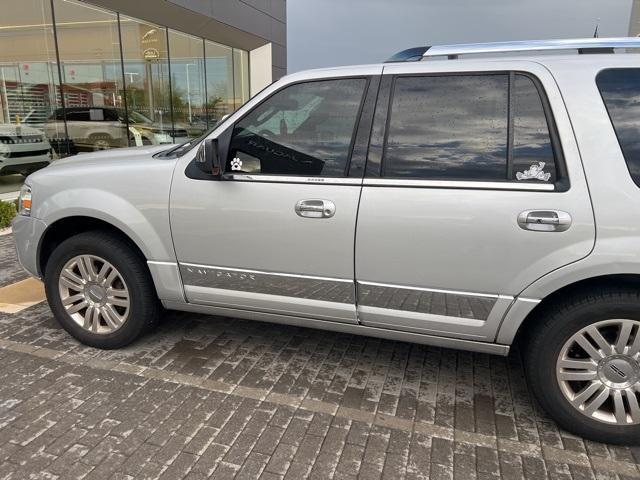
[516,161,551,182]
[230,157,243,171]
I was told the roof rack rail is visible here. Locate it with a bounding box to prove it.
[385,37,640,62]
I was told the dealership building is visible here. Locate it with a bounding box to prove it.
[0,0,286,197]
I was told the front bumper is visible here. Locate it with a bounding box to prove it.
[11,215,47,278]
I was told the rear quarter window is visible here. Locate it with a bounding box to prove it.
[596,68,640,187]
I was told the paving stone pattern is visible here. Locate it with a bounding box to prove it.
[0,234,639,479]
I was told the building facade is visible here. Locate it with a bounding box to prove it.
[0,0,286,195]
[631,0,640,36]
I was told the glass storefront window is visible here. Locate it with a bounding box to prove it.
[205,40,234,126]
[233,49,250,109]
[120,16,174,146]
[0,0,62,194]
[0,0,253,195]
[169,30,206,139]
[53,0,126,153]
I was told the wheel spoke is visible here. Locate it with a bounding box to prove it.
[96,262,112,284]
[60,268,84,291]
[575,332,606,360]
[626,389,640,423]
[76,257,95,282]
[91,306,101,332]
[629,328,640,357]
[585,326,614,356]
[616,321,634,354]
[584,385,611,416]
[613,390,628,424]
[62,293,84,306]
[558,358,596,370]
[66,300,88,315]
[571,382,601,408]
[83,306,94,330]
[102,305,122,330]
[558,370,598,381]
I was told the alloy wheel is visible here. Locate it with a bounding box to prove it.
[556,319,640,425]
[58,254,130,334]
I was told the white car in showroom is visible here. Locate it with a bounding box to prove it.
[0,123,51,176]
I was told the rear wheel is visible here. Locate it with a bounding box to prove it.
[525,289,640,445]
[44,231,160,349]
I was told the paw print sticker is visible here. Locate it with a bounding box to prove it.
[230,157,242,171]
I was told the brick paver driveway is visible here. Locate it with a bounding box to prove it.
[0,233,639,479]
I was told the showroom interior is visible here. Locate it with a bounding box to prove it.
[0,0,286,199]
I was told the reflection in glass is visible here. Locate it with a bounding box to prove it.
[384,75,509,180]
[228,79,366,176]
[205,41,234,126]
[169,30,206,138]
[0,0,59,194]
[233,49,250,108]
[52,0,126,153]
[120,16,177,145]
[512,74,556,183]
[597,69,640,187]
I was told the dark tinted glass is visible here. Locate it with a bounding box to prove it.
[383,75,508,180]
[597,69,640,187]
[227,78,366,176]
[511,74,556,183]
[65,109,90,121]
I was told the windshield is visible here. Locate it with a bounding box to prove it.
[127,111,153,124]
[156,124,218,158]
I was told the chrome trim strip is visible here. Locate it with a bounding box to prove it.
[180,263,355,303]
[423,37,640,58]
[358,280,506,299]
[363,179,555,191]
[162,300,511,356]
[180,263,352,283]
[147,260,178,267]
[517,297,542,304]
[227,174,362,186]
[357,281,503,321]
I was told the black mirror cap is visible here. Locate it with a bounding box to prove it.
[195,138,222,178]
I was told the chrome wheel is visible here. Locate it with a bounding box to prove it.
[58,255,130,334]
[557,319,640,425]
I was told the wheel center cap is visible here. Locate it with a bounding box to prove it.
[598,355,639,389]
[86,284,107,305]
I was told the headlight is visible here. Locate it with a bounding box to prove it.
[18,184,32,216]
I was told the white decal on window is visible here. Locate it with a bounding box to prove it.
[515,161,551,181]
[230,157,242,171]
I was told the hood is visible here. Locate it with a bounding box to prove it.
[49,144,172,168]
[0,123,45,137]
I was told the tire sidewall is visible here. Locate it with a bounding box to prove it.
[45,233,151,349]
[528,297,640,444]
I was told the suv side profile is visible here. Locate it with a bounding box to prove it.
[12,38,640,445]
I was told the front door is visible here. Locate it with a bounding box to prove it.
[355,61,595,341]
[170,73,379,323]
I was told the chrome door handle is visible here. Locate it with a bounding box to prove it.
[295,199,336,218]
[517,210,571,232]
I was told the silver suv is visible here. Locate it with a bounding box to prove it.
[12,38,640,445]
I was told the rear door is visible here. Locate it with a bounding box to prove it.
[355,60,595,341]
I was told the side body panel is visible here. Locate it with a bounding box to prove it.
[355,60,595,342]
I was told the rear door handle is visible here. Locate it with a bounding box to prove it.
[518,210,571,232]
[295,199,336,218]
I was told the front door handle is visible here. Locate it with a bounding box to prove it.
[295,199,336,218]
[517,210,571,232]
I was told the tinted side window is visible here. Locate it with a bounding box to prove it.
[597,69,640,187]
[65,109,90,121]
[511,74,557,183]
[382,73,559,183]
[383,75,508,180]
[227,78,367,176]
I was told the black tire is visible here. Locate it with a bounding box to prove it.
[524,288,640,445]
[44,230,160,349]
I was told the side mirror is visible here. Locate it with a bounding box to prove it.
[195,138,222,177]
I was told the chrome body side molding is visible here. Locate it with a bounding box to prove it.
[161,300,511,356]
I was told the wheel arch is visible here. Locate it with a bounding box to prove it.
[502,273,640,346]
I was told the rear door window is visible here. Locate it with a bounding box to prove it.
[596,68,640,187]
[382,73,560,184]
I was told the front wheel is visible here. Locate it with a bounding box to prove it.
[525,290,640,445]
[44,231,160,349]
